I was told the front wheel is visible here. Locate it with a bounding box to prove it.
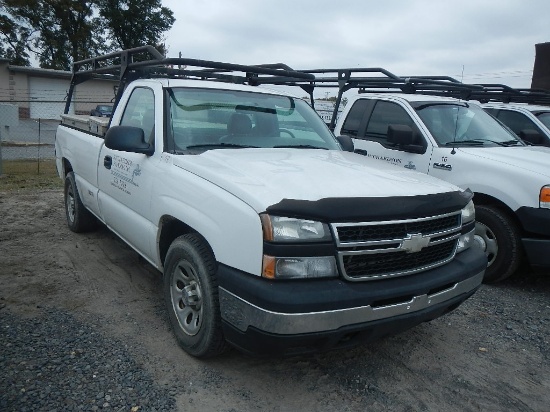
[163,234,227,358]
[474,205,523,283]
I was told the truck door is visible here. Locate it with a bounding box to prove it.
[344,99,432,173]
[97,86,158,260]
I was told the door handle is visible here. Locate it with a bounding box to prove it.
[104,155,112,169]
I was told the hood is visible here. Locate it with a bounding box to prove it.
[172,149,461,212]
[456,145,550,178]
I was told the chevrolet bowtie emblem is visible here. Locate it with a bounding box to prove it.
[401,233,431,253]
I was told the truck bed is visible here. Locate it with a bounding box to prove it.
[61,114,109,136]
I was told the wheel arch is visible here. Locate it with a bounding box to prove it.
[62,157,73,177]
[472,192,523,232]
[157,215,213,270]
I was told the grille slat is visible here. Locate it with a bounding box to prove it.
[336,214,460,244]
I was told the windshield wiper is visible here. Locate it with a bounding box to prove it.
[274,144,328,149]
[500,139,523,146]
[443,140,485,146]
[444,139,516,147]
[185,143,259,150]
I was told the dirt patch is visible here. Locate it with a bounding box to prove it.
[1,189,549,411]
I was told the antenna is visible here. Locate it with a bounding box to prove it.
[461,65,465,83]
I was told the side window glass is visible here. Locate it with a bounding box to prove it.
[120,88,155,145]
[497,110,542,136]
[341,99,370,136]
[365,101,420,146]
[484,108,499,117]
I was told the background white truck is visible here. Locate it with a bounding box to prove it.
[473,85,550,147]
[55,48,486,357]
[298,68,550,283]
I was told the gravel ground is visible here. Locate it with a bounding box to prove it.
[1,189,549,412]
[1,309,176,412]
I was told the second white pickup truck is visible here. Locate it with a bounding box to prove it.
[55,48,486,357]
[301,68,550,283]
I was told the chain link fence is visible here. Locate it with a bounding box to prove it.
[0,94,112,177]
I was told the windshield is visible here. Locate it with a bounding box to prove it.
[535,111,550,129]
[414,102,524,147]
[168,88,340,153]
[98,105,112,111]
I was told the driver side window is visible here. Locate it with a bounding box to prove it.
[120,87,155,145]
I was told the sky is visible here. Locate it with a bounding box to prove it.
[161,0,549,93]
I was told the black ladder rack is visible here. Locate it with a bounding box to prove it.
[267,68,483,130]
[64,45,315,115]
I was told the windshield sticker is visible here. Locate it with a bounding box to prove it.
[110,155,141,195]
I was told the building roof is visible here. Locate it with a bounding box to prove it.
[7,64,72,79]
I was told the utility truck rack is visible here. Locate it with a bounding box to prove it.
[65,45,315,121]
[269,68,484,130]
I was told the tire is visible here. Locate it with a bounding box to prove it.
[163,234,227,358]
[64,171,97,233]
[474,205,523,283]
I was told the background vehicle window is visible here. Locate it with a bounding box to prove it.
[416,103,521,146]
[535,111,550,129]
[341,99,370,136]
[483,108,499,117]
[364,101,420,145]
[497,110,543,136]
[120,88,155,144]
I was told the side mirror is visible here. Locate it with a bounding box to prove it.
[104,126,154,156]
[387,124,426,154]
[337,135,354,152]
[519,129,543,145]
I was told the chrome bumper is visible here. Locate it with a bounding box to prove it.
[219,270,484,335]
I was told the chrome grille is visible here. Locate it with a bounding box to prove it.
[331,211,462,281]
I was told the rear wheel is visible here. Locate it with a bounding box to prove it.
[163,233,227,358]
[474,205,523,283]
[64,171,96,233]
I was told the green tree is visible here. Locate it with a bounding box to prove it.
[0,0,174,69]
[0,13,31,66]
[1,0,97,70]
[96,0,175,55]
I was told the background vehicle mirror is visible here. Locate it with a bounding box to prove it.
[337,135,354,152]
[104,126,154,155]
[519,129,543,145]
[387,124,426,154]
[388,124,414,145]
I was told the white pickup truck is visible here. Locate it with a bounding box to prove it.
[303,69,550,283]
[55,48,486,357]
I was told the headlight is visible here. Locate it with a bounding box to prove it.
[262,255,338,279]
[461,200,475,224]
[540,186,550,209]
[260,214,332,242]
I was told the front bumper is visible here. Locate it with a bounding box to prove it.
[217,246,486,356]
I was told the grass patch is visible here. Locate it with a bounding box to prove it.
[0,159,62,191]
